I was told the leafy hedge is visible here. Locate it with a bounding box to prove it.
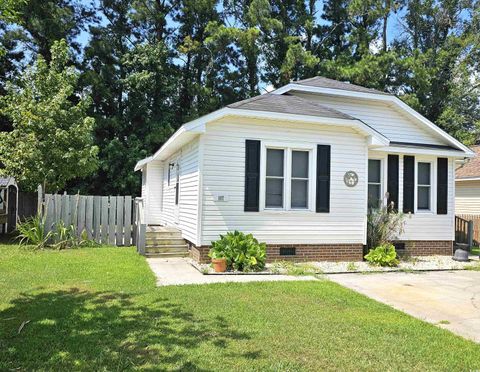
[209,231,266,272]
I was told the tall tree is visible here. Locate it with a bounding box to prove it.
[0,21,25,132]
[14,0,96,62]
[173,0,222,123]
[259,0,318,86]
[0,40,98,192]
[392,0,479,142]
[78,0,178,195]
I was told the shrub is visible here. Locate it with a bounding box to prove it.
[364,243,399,267]
[367,202,406,249]
[209,231,266,272]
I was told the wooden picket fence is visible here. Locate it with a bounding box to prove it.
[39,186,136,246]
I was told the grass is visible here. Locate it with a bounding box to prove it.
[1,244,480,371]
[472,246,479,255]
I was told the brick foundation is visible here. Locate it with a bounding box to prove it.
[189,240,454,263]
[188,243,210,263]
[396,240,453,256]
[188,242,364,263]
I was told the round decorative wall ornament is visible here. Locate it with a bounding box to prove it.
[344,171,358,187]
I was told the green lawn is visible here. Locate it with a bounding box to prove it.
[472,246,479,255]
[1,244,480,371]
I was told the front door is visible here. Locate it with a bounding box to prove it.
[174,162,180,225]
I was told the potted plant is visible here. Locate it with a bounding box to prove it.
[209,249,227,272]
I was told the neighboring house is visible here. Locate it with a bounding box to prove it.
[135,76,474,262]
[455,145,480,215]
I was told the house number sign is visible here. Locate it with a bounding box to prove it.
[344,171,358,187]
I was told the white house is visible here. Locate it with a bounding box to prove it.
[135,76,474,262]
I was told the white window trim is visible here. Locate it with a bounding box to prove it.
[414,158,436,214]
[259,141,316,212]
[367,158,386,208]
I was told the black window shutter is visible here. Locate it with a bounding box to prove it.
[437,157,448,214]
[244,140,260,212]
[316,145,331,213]
[403,155,415,214]
[387,155,399,211]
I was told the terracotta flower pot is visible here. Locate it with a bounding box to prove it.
[212,258,227,272]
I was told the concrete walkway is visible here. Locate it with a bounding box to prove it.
[328,271,480,343]
[147,257,318,286]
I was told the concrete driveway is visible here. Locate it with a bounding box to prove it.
[328,271,480,343]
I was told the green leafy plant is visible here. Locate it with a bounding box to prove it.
[364,243,399,267]
[270,261,318,276]
[16,215,52,249]
[347,262,358,271]
[209,231,266,272]
[367,202,406,249]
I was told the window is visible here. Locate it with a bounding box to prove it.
[417,162,431,210]
[264,146,312,210]
[368,159,382,208]
[265,149,284,208]
[291,151,309,209]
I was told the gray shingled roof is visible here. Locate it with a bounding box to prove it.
[295,76,391,96]
[227,93,355,120]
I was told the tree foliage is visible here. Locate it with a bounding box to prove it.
[0,0,479,195]
[0,40,98,192]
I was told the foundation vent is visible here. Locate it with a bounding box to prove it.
[279,247,296,256]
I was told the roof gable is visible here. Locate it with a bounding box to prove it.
[273,77,473,156]
[291,92,447,146]
[296,76,390,96]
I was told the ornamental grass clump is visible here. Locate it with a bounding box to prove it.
[209,230,266,272]
[367,201,406,249]
[365,200,406,267]
[16,216,97,250]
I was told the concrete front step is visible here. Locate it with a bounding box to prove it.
[146,238,186,246]
[146,231,183,239]
[144,252,189,258]
[146,245,189,254]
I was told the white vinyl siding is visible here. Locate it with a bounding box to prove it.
[144,161,163,225]
[292,92,448,146]
[455,180,480,215]
[156,138,200,244]
[200,116,368,246]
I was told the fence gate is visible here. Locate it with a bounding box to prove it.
[455,215,473,249]
[39,186,136,247]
